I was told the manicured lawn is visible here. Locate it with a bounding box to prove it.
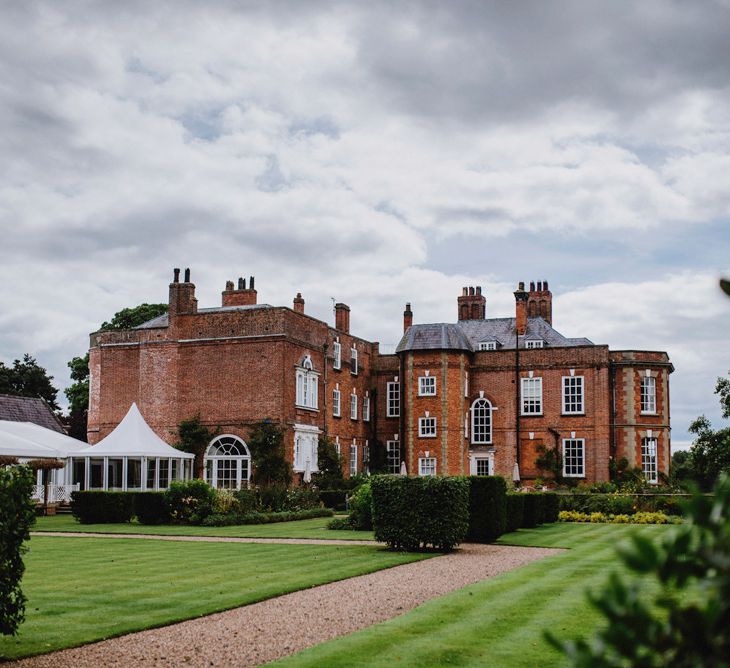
[0,536,428,660]
[273,523,676,667]
[33,514,375,541]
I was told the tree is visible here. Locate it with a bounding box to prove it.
[716,370,730,420]
[0,354,59,410]
[98,303,168,331]
[247,420,292,488]
[670,449,696,487]
[312,436,344,489]
[688,415,730,491]
[549,474,730,667]
[535,444,563,485]
[175,415,219,479]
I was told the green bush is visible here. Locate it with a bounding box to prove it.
[506,493,525,533]
[0,465,36,636]
[371,476,470,551]
[284,487,321,511]
[201,508,332,526]
[133,492,169,525]
[347,481,373,530]
[164,480,216,525]
[466,475,507,543]
[233,488,261,514]
[522,493,545,528]
[543,492,560,523]
[318,490,347,510]
[71,491,135,524]
[258,485,288,512]
[560,493,687,516]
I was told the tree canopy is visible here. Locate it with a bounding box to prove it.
[98,303,167,332]
[0,354,59,410]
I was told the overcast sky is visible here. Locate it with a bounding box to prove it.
[1,1,729,447]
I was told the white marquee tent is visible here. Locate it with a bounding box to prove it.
[72,403,193,491]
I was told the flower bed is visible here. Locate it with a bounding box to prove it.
[558,510,682,524]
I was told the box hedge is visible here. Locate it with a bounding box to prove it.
[521,493,545,528]
[318,490,348,510]
[133,492,169,525]
[506,493,525,532]
[466,475,507,543]
[543,492,560,523]
[371,475,470,551]
[559,493,685,516]
[71,491,135,524]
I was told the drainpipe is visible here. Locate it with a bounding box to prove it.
[515,325,521,470]
[322,343,329,440]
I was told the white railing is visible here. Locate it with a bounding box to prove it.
[32,484,80,504]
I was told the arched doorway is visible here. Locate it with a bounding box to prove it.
[204,434,251,489]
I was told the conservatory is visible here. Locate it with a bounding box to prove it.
[72,403,193,491]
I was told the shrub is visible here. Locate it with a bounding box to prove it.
[557,510,681,525]
[0,466,36,635]
[543,492,560,523]
[466,476,507,543]
[284,487,321,511]
[201,508,332,526]
[71,491,135,524]
[259,485,288,512]
[247,421,292,487]
[560,493,687,516]
[371,476,470,551]
[164,480,216,525]
[213,489,238,514]
[506,493,525,532]
[347,481,373,530]
[133,492,169,525]
[522,493,545,528]
[233,488,260,514]
[318,490,347,510]
[327,517,352,530]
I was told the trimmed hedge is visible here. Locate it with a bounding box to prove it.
[71,491,135,524]
[543,492,560,523]
[506,493,524,532]
[133,492,169,525]
[201,508,333,526]
[559,493,685,516]
[521,493,545,528]
[371,476,470,551]
[466,475,507,543]
[318,490,348,510]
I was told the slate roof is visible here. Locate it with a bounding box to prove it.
[135,304,274,329]
[396,317,594,353]
[0,394,65,433]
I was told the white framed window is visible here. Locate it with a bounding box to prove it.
[350,347,358,375]
[387,381,400,417]
[641,376,656,414]
[471,397,492,444]
[292,425,320,472]
[418,457,436,476]
[386,440,400,474]
[295,356,319,409]
[332,388,341,417]
[562,376,584,414]
[418,416,437,438]
[350,392,358,420]
[521,377,542,415]
[334,436,341,458]
[204,435,251,490]
[349,443,358,476]
[478,341,497,351]
[332,340,341,370]
[642,437,658,483]
[525,339,544,349]
[363,395,370,422]
[418,375,436,396]
[562,438,585,477]
[475,458,492,476]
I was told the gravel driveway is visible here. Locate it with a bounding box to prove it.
[11,541,560,668]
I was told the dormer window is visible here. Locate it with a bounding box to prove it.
[525,339,544,349]
[478,341,497,351]
[296,355,319,409]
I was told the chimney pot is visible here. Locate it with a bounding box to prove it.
[518,281,525,291]
[335,302,351,333]
[293,292,305,314]
[530,281,535,291]
[250,276,255,290]
[184,268,191,282]
[462,287,468,296]
[476,286,482,295]
[238,277,245,290]
[173,268,180,283]
[403,302,413,333]
[225,280,234,291]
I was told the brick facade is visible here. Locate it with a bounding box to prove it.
[88,271,673,485]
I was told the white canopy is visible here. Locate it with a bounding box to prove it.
[76,403,193,459]
[0,427,63,459]
[0,421,86,457]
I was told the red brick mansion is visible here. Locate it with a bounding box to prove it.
[87,269,672,487]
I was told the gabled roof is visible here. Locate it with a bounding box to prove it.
[0,394,65,433]
[397,317,594,353]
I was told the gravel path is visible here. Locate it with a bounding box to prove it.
[12,543,561,668]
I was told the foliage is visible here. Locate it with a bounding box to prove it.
[164,480,216,525]
[367,439,388,474]
[71,491,135,524]
[608,457,647,490]
[98,303,168,332]
[371,475,470,551]
[505,493,525,532]
[466,475,507,543]
[549,474,730,667]
[133,492,169,525]
[670,450,696,487]
[318,490,348,510]
[0,466,36,636]
[716,369,730,420]
[201,508,332,526]
[174,415,219,479]
[535,444,563,484]
[213,489,238,514]
[0,354,59,410]
[247,421,292,488]
[688,414,730,491]
[233,488,261,514]
[558,510,681,524]
[283,487,321,511]
[63,353,89,440]
[258,484,288,512]
[522,493,545,528]
[543,492,560,522]
[311,436,343,489]
[346,481,373,530]
[559,493,684,516]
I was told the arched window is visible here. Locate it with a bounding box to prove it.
[471,397,492,445]
[296,355,319,409]
[204,435,251,490]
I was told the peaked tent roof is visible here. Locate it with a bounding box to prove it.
[0,428,64,459]
[0,394,66,433]
[0,421,86,457]
[77,403,193,458]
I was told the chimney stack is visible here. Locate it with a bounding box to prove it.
[293,293,305,314]
[514,282,528,336]
[526,279,553,325]
[169,267,197,316]
[222,275,258,307]
[335,303,350,334]
[184,268,191,283]
[457,285,486,321]
[403,303,413,333]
